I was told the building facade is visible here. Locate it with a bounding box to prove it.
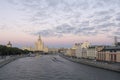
[75,41,90,58]
[48,48,58,53]
[66,48,76,57]
[35,35,48,52]
[72,43,82,49]
[35,35,44,51]
[75,46,82,58]
[22,35,48,53]
[87,46,96,59]
[97,46,120,62]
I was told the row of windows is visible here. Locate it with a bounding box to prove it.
[97,53,117,61]
[97,53,106,60]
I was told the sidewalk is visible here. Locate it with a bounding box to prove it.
[0,55,27,68]
[59,54,120,73]
[0,56,11,63]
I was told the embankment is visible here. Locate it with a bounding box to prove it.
[0,56,26,68]
[59,54,120,73]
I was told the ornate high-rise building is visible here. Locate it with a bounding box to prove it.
[22,35,48,53]
[35,35,44,51]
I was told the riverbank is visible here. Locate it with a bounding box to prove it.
[0,55,27,68]
[59,54,120,73]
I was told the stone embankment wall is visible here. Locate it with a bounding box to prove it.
[0,56,26,68]
[59,54,120,73]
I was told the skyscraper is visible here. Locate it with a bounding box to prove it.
[22,35,48,53]
[35,35,44,51]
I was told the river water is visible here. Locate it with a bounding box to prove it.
[0,55,120,80]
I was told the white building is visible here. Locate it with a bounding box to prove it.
[75,41,90,58]
[66,48,76,56]
[72,43,82,49]
[81,41,90,48]
[87,46,97,59]
[75,46,82,58]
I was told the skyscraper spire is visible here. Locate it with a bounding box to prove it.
[38,34,41,41]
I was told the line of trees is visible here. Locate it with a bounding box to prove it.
[0,45,30,56]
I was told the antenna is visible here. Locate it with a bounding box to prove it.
[114,36,117,45]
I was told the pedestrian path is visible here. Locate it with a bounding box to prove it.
[59,54,120,73]
[0,55,27,68]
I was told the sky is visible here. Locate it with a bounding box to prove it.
[0,0,120,48]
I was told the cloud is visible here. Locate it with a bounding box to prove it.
[80,21,89,27]
[33,29,54,37]
[32,23,74,37]
[92,0,120,9]
[77,27,95,32]
[55,24,75,34]
[74,27,97,36]
[0,24,9,30]
[97,23,116,28]
[114,27,120,36]
[116,15,120,21]
[116,12,120,15]
[94,9,114,17]
[6,0,120,38]
[114,32,120,36]
[33,23,97,37]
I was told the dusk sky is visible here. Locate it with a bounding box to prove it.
[0,0,120,48]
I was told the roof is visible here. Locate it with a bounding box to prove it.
[88,46,95,49]
[7,41,12,45]
[115,42,120,46]
[102,46,120,51]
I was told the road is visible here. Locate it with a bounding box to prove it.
[0,55,120,80]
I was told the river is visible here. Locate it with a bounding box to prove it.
[0,55,120,80]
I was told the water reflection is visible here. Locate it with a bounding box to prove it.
[0,55,120,80]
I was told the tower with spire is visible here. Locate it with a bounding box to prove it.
[38,34,41,41]
[22,34,48,52]
[35,35,44,51]
[7,41,12,47]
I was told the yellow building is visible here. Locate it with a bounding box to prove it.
[22,46,34,51]
[48,48,58,53]
[72,43,82,49]
[35,35,44,51]
[81,41,90,48]
[66,48,76,57]
[35,35,48,52]
[43,47,49,53]
[22,35,48,53]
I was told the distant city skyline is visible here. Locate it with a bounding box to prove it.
[0,0,120,48]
